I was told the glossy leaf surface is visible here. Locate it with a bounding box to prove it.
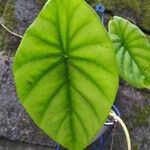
[13,0,118,149]
[109,16,150,88]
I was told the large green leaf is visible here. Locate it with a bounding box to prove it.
[13,0,118,149]
[109,16,150,88]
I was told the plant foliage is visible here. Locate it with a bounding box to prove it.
[109,16,150,88]
[13,0,118,149]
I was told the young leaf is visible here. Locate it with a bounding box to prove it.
[13,0,118,149]
[109,16,150,88]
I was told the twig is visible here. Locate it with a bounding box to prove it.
[0,20,23,38]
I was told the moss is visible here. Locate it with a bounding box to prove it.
[0,0,8,51]
[141,1,150,30]
[100,0,150,31]
[35,0,47,6]
[0,0,7,15]
[0,0,19,55]
[146,35,150,43]
[35,0,99,8]
[132,105,150,126]
[132,143,139,150]
[100,0,140,11]
[35,0,100,6]
[99,0,112,9]
[86,0,99,5]
[2,0,18,28]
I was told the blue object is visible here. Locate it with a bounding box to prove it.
[99,135,105,150]
[95,4,105,14]
[112,105,121,117]
[95,4,105,24]
[56,144,60,150]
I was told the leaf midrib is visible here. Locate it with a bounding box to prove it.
[113,20,146,81]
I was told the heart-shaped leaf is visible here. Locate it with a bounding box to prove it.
[13,0,118,149]
[109,16,150,88]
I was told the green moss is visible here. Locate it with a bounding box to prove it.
[146,35,150,43]
[133,105,150,126]
[2,0,18,28]
[35,0,100,6]
[99,0,112,9]
[0,0,19,55]
[35,0,47,6]
[141,1,150,30]
[100,0,150,31]
[100,0,140,11]
[0,0,7,15]
[132,143,139,150]
[86,0,99,4]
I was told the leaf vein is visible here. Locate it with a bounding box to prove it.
[40,82,67,124]
[28,31,61,50]
[24,59,63,100]
[69,62,110,102]
[72,108,89,141]
[70,56,112,74]
[69,42,102,52]
[71,85,100,123]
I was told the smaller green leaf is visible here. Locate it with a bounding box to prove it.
[108,16,150,88]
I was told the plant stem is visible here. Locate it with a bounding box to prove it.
[0,20,23,38]
[109,111,131,150]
